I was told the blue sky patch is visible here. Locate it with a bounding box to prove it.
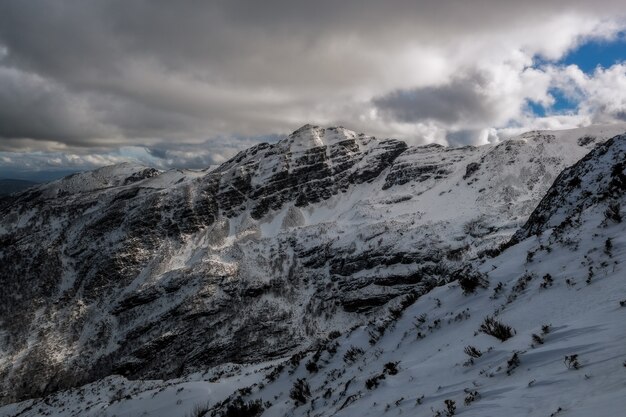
[560,31,626,73]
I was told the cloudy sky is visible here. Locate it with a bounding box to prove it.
[1,1,626,180]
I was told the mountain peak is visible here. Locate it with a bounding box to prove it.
[280,124,365,153]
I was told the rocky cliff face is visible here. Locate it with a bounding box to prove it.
[0,124,623,404]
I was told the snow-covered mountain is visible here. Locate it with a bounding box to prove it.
[0,124,624,416]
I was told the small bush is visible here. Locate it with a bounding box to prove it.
[479,316,515,342]
[464,390,480,406]
[564,354,580,370]
[506,352,520,375]
[464,345,482,359]
[541,324,551,335]
[189,401,211,417]
[365,374,385,390]
[531,333,544,346]
[265,364,284,382]
[384,361,399,375]
[620,299,626,307]
[444,399,456,416]
[604,238,613,255]
[328,330,342,339]
[604,201,622,223]
[452,266,489,295]
[490,282,504,299]
[289,379,311,405]
[305,360,319,373]
[220,398,265,417]
[540,274,553,289]
[343,346,364,364]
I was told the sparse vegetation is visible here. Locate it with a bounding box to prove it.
[444,399,456,416]
[365,374,385,390]
[188,401,211,417]
[604,238,613,255]
[384,361,399,375]
[540,273,553,289]
[564,354,581,370]
[464,390,480,406]
[479,316,515,342]
[490,282,504,299]
[464,345,482,359]
[604,201,622,223]
[219,398,265,417]
[365,361,400,389]
[305,360,318,373]
[289,379,311,405]
[328,330,342,339]
[506,352,520,375]
[456,270,489,295]
[343,346,364,364]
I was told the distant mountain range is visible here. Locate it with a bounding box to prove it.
[0,179,38,196]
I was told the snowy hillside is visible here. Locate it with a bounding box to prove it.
[0,124,624,413]
[1,130,624,417]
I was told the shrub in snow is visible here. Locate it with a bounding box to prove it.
[343,346,364,364]
[464,390,480,406]
[464,345,482,359]
[328,330,341,339]
[289,379,311,405]
[365,374,385,390]
[604,238,613,255]
[490,282,504,299]
[604,201,622,223]
[384,361,399,375]
[265,364,284,382]
[458,272,489,295]
[506,352,521,375]
[305,360,319,373]
[188,401,211,417]
[564,354,581,370]
[366,362,400,390]
[444,399,456,416]
[479,316,515,342]
[540,274,553,289]
[219,398,265,417]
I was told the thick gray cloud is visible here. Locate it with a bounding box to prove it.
[1,0,626,175]
[373,72,496,125]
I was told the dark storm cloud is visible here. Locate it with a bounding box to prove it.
[0,0,625,165]
[373,72,495,125]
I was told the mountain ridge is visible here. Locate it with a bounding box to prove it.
[0,123,624,406]
[1,126,624,417]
